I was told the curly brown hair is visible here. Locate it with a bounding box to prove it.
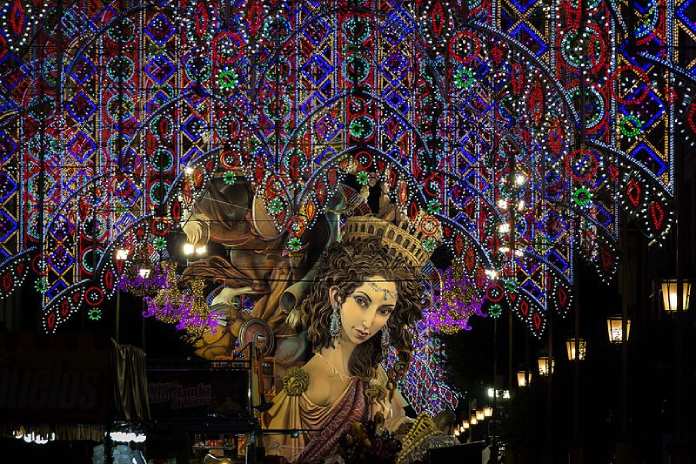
[302,237,429,378]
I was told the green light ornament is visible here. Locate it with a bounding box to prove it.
[356,171,370,186]
[223,171,237,185]
[267,198,284,215]
[153,236,167,250]
[454,67,476,90]
[422,237,437,253]
[217,68,239,91]
[619,114,643,138]
[426,199,441,214]
[287,237,302,252]
[488,304,503,319]
[572,186,593,208]
[88,308,103,321]
[34,277,48,294]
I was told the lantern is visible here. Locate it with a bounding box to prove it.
[517,370,532,387]
[470,416,478,425]
[607,316,631,344]
[661,279,692,313]
[537,356,554,376]
[484,407,493,417]
[476,409,485,421]
[565,338,587,361]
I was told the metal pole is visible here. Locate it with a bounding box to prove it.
[572,302,580,462]
[115,291,121,343]
[545,319,553,464]
[492,317,498,462]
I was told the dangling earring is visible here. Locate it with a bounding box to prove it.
[330,302,341,338]
[381,327,390,358]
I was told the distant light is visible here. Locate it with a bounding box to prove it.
[485,269,499,280]
[497,199,509,210]
[195,245,207,256]
[537,356,555,376]
[661,278,692,313]
[514,173,527,186]
[565,338,587,361]
[517,200,525,211]
[487,387,495,398]
[182,243,195,255]
[184,166,194,175]
[138,268,151,279]
[517,370,532,387]
[514,249,524,257]
[498,223,511,234]
[115,248,129,261]
[499,246,510,253]
[109,431,147,443]
[502,390,511,400]
[607,316,630,344]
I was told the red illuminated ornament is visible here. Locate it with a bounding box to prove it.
[626,178,642,207]
[648,201,666,231]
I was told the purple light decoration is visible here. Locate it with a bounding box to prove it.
[386,320,460,415]
[422,267,486,334]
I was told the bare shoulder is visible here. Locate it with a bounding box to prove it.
[302,355,331,406]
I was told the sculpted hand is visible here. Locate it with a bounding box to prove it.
[211,286,253,306]
[183,220,207,246]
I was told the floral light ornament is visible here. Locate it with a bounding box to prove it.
[423,267,485,334]
[453,66,476,90]
[217,67,239,91]
[223,171,237,185]
[143,263,218,339]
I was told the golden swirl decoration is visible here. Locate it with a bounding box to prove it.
[364,382,387,403]
[282,367,310,396]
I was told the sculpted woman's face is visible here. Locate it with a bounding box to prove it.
[330,275,397,345]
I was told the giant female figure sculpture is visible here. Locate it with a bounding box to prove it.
[263,216,431,463]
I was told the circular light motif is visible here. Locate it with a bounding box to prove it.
[343,55,370,83]
[349,116,375,140]
[107,94,135,122]
[153,147,174,171]
[568,86,605,129]
[217,67,240,91]
[572,186,593,208]
[619,114,643,138]
[343,17,371,43]
[107,17,135,43]
[28,95,55,120]
[107,56,135,81]
[184,54,211,82]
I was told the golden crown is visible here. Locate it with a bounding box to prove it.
[341,216,438,269]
